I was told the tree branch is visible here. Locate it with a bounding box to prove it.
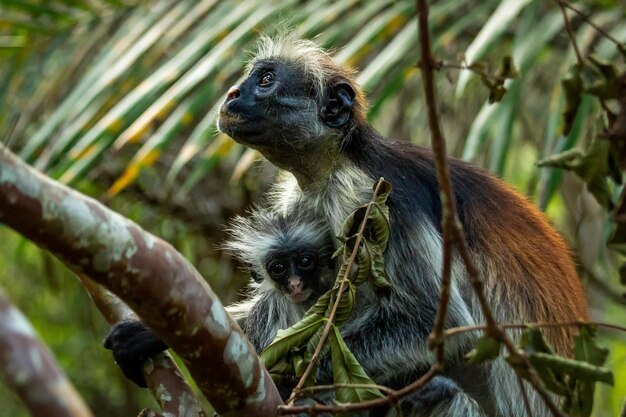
[0,143,282,417]
[79,276,208,417]
[0,288,93,417]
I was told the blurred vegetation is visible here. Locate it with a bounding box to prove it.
[0,0,625,416]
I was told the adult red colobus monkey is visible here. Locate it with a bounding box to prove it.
[217,34,588,417]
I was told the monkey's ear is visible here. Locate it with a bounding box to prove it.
[322,82,355,128]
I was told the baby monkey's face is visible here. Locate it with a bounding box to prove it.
[265,248,323,303]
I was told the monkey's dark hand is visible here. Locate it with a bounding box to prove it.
[103,320,168,388]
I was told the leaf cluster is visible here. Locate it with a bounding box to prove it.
[259,179,393,406]
[538,56,626,267]
[466,325,614,417]
[519,326,613,417]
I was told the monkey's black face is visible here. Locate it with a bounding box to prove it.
[265,248,324,303]
[218,61,319,148]
[218,60,356,173]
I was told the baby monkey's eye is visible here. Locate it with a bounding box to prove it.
[269,261,286,275]
[259,71,274,87]
[298,256,314,270]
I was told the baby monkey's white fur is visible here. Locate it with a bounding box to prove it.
[223,201,335,352]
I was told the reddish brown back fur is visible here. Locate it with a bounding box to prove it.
[469,174,588,355]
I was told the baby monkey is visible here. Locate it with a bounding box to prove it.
[104,201,336,386]
[224,201,336,352]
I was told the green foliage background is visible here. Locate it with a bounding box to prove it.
[0,0,625,416]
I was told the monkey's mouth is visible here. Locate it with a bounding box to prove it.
[217,110,265,143]
[217,110,243,132]
[287,288,313,304]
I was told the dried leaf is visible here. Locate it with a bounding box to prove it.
[488,84,508,103]
[583,55,618,100]
[561,65,584,135]
[497,55,518,80]
[537,139,613,208]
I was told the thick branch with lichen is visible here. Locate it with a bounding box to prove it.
[79,276,207,417]
[0,143,282,417]
[0,288,93,417]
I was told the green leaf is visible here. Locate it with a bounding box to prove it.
[518,328,567,394]
[520,327,555,354]
[339,209,359,239]
[517,327,614,415]
[334,281,356,325]
[305,290,332,317]
[368,204,391,251]
[529,353,614,385]
[328,326,384,404]
[341,235,371,285]
[266,358,297,387]
[260,313,325,370]
[367,242,391,288]
[372,178,392,205]
[465,335,502,364]
[563,325,613,417]
[332,244,344,260]
[582,55,618,100]
[574,325,609,367]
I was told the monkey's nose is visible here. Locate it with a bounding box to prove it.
[226,85,240,102]
[288,276,303,293]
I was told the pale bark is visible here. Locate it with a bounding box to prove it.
[0,144,282,417]
[80,276,208,417]
[0,289,93,417]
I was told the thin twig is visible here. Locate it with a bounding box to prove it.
[556,0,585,66]
[297,383,396,397]
[286,179,387,406]
[416,0,457,366]
[438,62,506,83]
[559,0,626,56]
[416,1,568,416]
[444,321,626,337]
[278,366,438,415]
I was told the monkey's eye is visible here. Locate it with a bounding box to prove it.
[269,261,286,276]
[259,71,274,87]
[298,256,314,270]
